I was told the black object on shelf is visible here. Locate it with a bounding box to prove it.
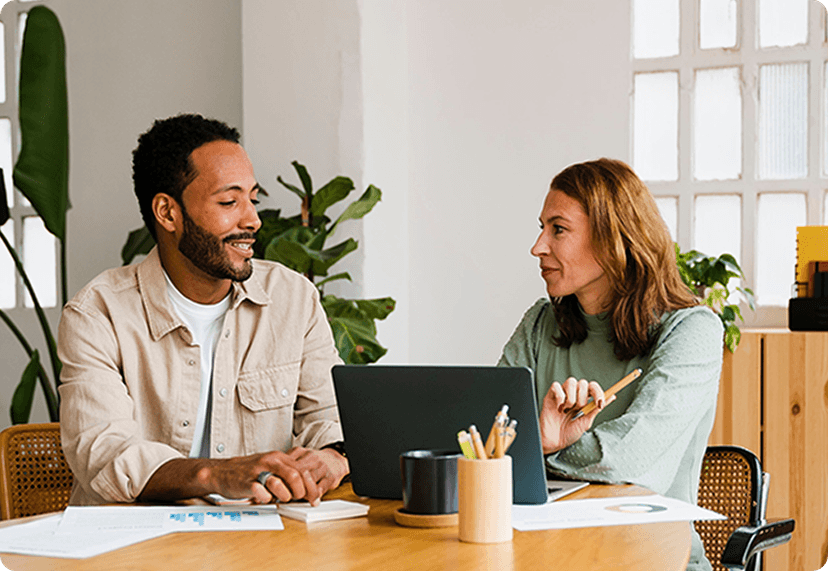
[788,296,828,331]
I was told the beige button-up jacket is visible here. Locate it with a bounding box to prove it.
[58,247,343,505]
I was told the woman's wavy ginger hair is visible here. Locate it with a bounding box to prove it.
[549,158,697,360]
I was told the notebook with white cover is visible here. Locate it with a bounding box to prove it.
[276,500,369,523]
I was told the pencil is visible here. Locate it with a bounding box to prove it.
[503,419,518,453]
[577,368,643,417]
[485,404,509,456]
[457,430,476,459]
[468,424,488,460]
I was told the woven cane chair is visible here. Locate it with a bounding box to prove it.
[0,422,73,520]
[695,445,794,570]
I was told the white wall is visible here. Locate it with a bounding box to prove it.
[2,0,632,427]
[0,0,242,429]
[243,0,631,366]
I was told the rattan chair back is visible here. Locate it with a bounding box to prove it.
[0,422,73,520]
[695,445,763,571]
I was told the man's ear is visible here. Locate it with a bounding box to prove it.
[152,193,180,235]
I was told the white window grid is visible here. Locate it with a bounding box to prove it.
[632,0,828,327]
[0,0,58,310]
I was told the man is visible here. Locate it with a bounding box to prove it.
[58,113,348,506]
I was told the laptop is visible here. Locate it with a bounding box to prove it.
[332,364,551,505]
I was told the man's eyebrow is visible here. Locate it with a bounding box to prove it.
[212,183,268,196]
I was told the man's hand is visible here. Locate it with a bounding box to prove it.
[539,377,615,455]
[288,446,349,499]
[138,450,331,506]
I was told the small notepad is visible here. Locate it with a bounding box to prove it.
[276,500,369,523]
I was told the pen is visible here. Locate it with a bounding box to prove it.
[468,424,488,460]
[485,404,509,456]
[503,419,518,453]
[576,368,643,417]
[457,430,477,459]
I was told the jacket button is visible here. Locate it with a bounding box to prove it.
[281,388,289,397]
[188,359,196,366]
[219,388,228,398]
[216,444,225,453]
[182,420,189,427]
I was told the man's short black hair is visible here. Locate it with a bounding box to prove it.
[132,113,240,239]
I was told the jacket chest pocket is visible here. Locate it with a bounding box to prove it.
[237,362,300,454]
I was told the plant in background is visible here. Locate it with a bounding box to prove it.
[675,244,755,353]
[255,162,395,364]
[121,161,396,364]
[0,6,68,423]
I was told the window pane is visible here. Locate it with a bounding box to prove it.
[694,67,742,180]
[633,0,679,58]
[655,197,678,241]
[758,63,808,180]
[699,0,738,49]
[693,195,741,259]
[756,193,806,305]
[824,62,828,176]
[824,190,828,224]
[0,22,5,105]
[0,118,12,209]
[759,0,808,48]
[634,72,679,181]
[22,215,56,308]
[0,220,15,309]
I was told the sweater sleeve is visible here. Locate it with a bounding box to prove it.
[546,307,723,494]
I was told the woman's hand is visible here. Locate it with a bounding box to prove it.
[539,377,615,454]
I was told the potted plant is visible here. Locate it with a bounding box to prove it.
[0,6,68,424]
[121,162,395,364]
[674,244,755,352]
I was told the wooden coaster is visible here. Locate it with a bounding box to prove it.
[394,508,458,528]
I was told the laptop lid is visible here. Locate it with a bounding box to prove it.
[332,364,548,505]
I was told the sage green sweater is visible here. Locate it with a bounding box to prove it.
[498,299,723,571]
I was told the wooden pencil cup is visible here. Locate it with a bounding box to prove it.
[457,456,513,543]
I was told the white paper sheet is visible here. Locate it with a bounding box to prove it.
[0,515,164,559]
[58,505,284,533]
[512,494,725,531]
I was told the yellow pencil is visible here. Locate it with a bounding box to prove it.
[577,368,643,417]
[457,430,476,459]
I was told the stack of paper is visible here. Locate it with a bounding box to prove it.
[276,500,369,523]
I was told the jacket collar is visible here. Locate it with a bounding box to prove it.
[136,246,270,341]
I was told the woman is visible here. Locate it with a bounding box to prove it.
[498,158,723,571]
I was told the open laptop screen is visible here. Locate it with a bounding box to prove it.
[332,365,548,505]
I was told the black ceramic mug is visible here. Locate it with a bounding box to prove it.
[400,449,462,515]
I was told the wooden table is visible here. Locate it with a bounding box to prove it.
[0,483,690,571]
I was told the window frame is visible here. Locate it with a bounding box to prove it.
[632,0,828,327]
[0,0,59,311]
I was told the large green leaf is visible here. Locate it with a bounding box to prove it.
[312,238,358,276]
[10,350,40,424]
[121,226,156,265]
[265,236,314,274]
[292,161,313,198]
[355,297,396,320]
[311,176,354,217]
[327,316,387,364]
[0,169,9,225]
[13,6,69,241]
[331,185,381,231]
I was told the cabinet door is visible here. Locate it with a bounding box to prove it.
[709,331,761,453]
[763,331,828,571]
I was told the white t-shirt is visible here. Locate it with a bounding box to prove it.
[163,271,230,458]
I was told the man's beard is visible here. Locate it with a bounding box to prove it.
[178,208,255,282]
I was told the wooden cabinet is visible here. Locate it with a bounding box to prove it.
[710,329,828,571]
